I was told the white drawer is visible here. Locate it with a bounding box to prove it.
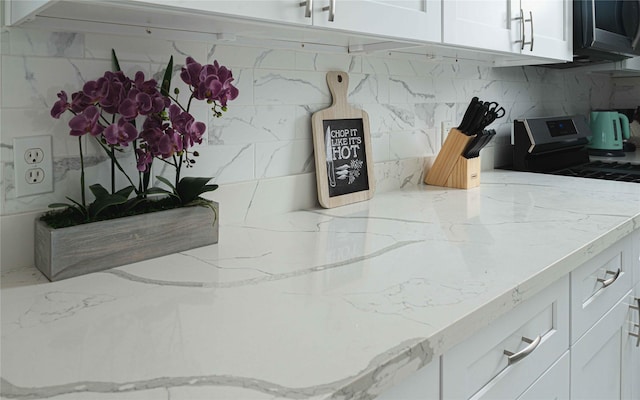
[442,275,569,400]
[570,234,634,344]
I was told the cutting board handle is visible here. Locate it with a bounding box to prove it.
[327,71,349,108]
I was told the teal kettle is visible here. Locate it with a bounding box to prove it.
[588,111,630,156]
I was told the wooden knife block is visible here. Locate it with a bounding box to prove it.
[424,128,481,189]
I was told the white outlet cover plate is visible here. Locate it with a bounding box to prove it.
[13,135,54,197]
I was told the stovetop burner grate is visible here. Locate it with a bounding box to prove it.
[551,161,640,183]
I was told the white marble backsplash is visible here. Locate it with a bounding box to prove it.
[0,26,613,270]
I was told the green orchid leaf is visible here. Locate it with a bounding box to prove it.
[88,194,130,219]
[48,203,72,209]
[111,49,122,72]
[161,55,173,97]
[176,177,216,205]
[145,187,180,199]
[123,196,147,212]
[65,196,87,210]
[114,185,135,199]
[156,176,176,192]
[89,184,110,200]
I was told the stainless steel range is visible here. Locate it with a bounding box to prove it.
[511,116,640,182]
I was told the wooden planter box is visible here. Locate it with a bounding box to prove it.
[34,202,218,281]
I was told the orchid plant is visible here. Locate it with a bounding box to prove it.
[47,51,238,227]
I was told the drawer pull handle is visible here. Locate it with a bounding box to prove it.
[299,0,313,18]
[503,335,541,365]
[630,297,640,347]
[322,0,335,22]
[597,268,621,288]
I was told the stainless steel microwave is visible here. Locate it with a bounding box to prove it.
[573,0,640,64]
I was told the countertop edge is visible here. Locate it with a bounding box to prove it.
[341,214,640,400]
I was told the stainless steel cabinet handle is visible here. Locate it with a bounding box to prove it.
[299,0,312,18]
[514,9,526,50]
[525,11,534,51]
[322,0,335,22]
[597,268,621,288]
[503,335,541,365]
[630,298,640,347]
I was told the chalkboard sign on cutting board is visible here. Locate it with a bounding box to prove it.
[322,118,369,197]
[312,71,375,208]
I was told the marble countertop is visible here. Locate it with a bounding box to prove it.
[2,171,640,400]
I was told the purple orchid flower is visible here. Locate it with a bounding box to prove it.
[104,117,138,146]
[51,91,70,118]
[180,57,203,88]
[135,148,153,172]
[68,106,104,137]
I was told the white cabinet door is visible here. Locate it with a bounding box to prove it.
[442,0,570,62]
[313,0,441,43]
[442,0,518,54]
[115,0,310,25]
[571,291,633,400]
[516,351,569,400]
[623,283,640,400]
[521,0,571,61]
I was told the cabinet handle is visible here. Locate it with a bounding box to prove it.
[322,0,335,22]
[597,268,621,288]
[525,11,534,51]
[630,297,640,347]
[503,335,541,365]
[299,0,312,18]
[514,9,526,50]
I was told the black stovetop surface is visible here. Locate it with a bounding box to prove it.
[550,160,640,183]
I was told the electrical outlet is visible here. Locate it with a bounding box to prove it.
[13,135,54,197]
[441,120,456,146]
[24,148,45,164]
[26,168,46,184]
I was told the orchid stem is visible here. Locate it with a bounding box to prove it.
[78,137,86,208]
[94,138,138,193]
[110,144,116,194]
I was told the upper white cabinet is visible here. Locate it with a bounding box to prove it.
[3,1,441,45]
[311,0,441,43]
[442,0,571,63]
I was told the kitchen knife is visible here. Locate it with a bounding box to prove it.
[463,129,495,158]
[467,102,489,135]
[458,97,479,134]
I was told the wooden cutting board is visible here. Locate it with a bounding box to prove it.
[311,71,375,208]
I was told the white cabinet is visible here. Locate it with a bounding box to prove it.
[376,357,439,400]
[570,291,634,400]
[3,0,309,26]
[626,282,640,400]
[121,0,442,42]
[442,275,569,400]
[442,0,571,63]
[570,234,634,344]
[569,232,639,400]
[4,0,441,44]
[311,0,441,43]
[516,351,570,400]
